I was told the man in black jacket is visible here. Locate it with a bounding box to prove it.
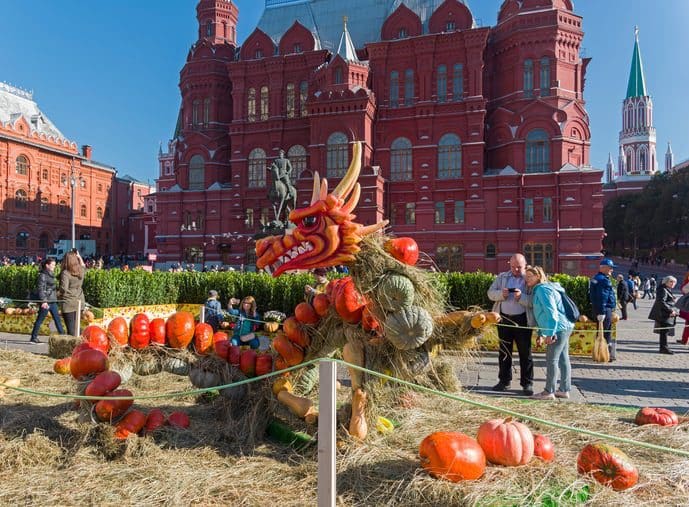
[29,258,66,343]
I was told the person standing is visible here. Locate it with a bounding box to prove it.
[59,250,86,336]
[649,276,657,299]
[30,258,66,343]
[487,253,533,396]
[648,276,678,354]
[589,258,617,361]
[524,266,574,400]
[677,272,689,345]
[616,274,630,320]
[626,274,638,310]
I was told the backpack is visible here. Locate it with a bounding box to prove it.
[560,292,580,323]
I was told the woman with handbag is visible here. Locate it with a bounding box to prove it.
[648,275,678,354]
[676,272,689,345]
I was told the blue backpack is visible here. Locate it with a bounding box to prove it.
[560,292,580,323]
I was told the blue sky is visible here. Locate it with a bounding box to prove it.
[2,1,688,183]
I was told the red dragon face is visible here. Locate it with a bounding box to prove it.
[256,142,388,276]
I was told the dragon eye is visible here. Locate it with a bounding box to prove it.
[303,216,317,227]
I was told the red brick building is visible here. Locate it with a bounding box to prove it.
[0,82,152,260]
[154,0,604,274]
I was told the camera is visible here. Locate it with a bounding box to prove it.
[508,288,517,292]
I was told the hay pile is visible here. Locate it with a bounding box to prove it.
[48,334,81,358]
[2,348,689,504]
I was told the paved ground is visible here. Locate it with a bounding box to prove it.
[2,284,687,414]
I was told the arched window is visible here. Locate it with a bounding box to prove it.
[398,27,408,39]
[390,137,412,181]
[540,57,550,96]
[286,83,295,118]
[639,104,645,127]
[299,81,308,117]
[15,189,27,209]
[334,67,343,85]
[404,69,414,106]
[486,244,497,258]
[525,129,550,173]
[59,200,68,216]
[15,155,29,175]
[80,204,87,218]
[206,20,213,37]
[248,148,266,188]
[639,148,647,173]
[97,207,103,219]
[189,155,205,190]
[288,145,307,178]
[192,99,200,126]
[453,64,463,101]
[626,148,633,173]
[39,233,49,250]
[42,168,48,180]
[524,59,533,97]
[203,98,211,125]
[437,65,447,103]
[434,202,445,224]
[260,86,269,121]
[40,197,49,213]
[437,134,462,179]
[327,132,349,178]
[16,231,29,249]
[435,244,463,272]
[247,88,256,122]
[390,71,399,108]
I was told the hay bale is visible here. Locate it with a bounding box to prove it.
[48,335,81,358]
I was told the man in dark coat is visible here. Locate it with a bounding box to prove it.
[589,258,617,361]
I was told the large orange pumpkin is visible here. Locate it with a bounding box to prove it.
[476,417,534,466]
[166,311,195,349]
[634,407,678,427]
[577,443,639,491]
[294,302,319,325]
[384,237,419,266]
[70,348,108,380]
[193,322,214,355]
[282,317,310,348]
[272,332,304,366]
[334,277,365,324]
[107,317,129,346]
[419,431,486,481]
[149,317,167,345]
[81,325,109,354]
[129,313,151,349]
[312,294,330,317]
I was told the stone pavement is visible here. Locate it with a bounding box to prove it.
[459,296,689,413]
[2,294,688,413]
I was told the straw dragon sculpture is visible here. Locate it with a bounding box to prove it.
[256,142,499,440]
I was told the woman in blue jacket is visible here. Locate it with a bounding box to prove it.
[525,266,574,400]
[227,295,261,349]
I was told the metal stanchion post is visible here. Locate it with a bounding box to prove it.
[76,300,81,337]
[318,359,336,506]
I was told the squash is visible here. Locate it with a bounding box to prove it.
[214,339,231,361]
[263,321,280,333]
[81,325,109,354]
[577,442,638,491]
[361,306,381,334]
[167,411,190,429]
[634,407,678,426]
[419,431,486,481]
[255,352,273,376]
[533,434,555,462]
[129,313,151,349]
[385,306,433,350]
[144,408,166,434]
[70,348,108,380]
[228,345,241,366]
[348,388,368,440]
[53,357,71,375]
[114,409,147,439]
[166,311,195,349]
[240,349,257,377]
[161,356,189,376]
[149,317,167,345]
[274,356,288,372]
[470,313,487,329]
[85,370,122,397]
[294,302,320,325]
[484,312,501,324]
[93,389,134,422]
[312,294,330,317]
[384,237,419,265]
[212,331,229,344]
[82,309,95,323]
[193,322,214,355]
[272,377,293,396]
[283,317,310,348]
[476,417,534,466]
[188,365,221,389]
[273,332,304,366]
[334,277,365,324]
[378,274,415,311]
[342,342,364,389]
[277,390,318,424]
[107,317,129,346]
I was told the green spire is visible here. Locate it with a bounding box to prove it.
[626,26,647,98]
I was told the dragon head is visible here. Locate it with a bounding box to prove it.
[256,142,388,276]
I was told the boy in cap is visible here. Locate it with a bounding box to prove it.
[304,267,330,303]
[589,258,618,361]
[204,289,225,332]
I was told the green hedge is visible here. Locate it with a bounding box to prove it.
[0,266,594,317]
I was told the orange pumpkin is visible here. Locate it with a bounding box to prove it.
[533,434,555,462]
[384,237,419,265]
[214,339,231,361]
[282,317,310,348]
[53,357,71,375]
[272,332,304,366]
[577,443,638,491]
[419,431,486,481]
[361,306,381,334]
[107,317,129,346]
[81,325,109,354]
[166,311,195,349]
[212,331,229,345]
[70,348,108,380]
[274,356,288,372]
[144,409,166,434]
[334,277,365,324]
[255,352,274,376]
[93,389,134,422]
[129,313,151,349]
[634,407,678,427]
[240,349,257,377]
[84,370,122,397]
[193,322,214,355]
[312,294,330,317]
[476,417,534,466]
[114,409,147,439]
[167,411,190,429]
[294,302,319,325]
[149,317,167,345]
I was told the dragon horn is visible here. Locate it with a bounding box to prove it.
[332,141,361,199]
[320,178,329,201]
[359,219,388,237]
[311,172,321,204]
[341,183,361,214]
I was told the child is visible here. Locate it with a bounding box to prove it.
[205,290,225,332]
[227,296,261,348]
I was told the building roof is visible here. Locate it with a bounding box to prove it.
[336,17,359,61]
[0,82,67,141]
[626,27,647,99]
[257,0,472,51]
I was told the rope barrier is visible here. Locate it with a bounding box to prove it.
[2,357,688,458]
[495,321,677,333]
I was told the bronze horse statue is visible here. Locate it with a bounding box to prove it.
[267,150,297,224]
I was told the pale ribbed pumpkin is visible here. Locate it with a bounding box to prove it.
[476,417,534,466]
[378,274,415,311]
[385,306,433,350]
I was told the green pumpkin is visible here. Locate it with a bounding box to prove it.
[378,274,415,311]
[385,306,433,350]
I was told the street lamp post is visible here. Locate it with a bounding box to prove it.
[70,161,80,250]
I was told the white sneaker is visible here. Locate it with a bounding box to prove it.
[532,391,555,400]
[554,391,570,399]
